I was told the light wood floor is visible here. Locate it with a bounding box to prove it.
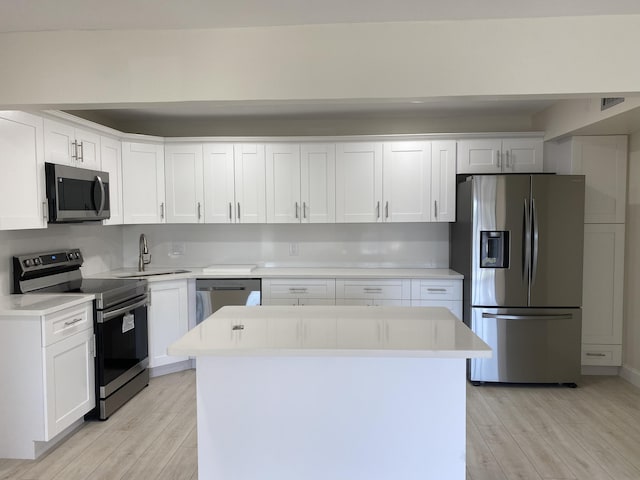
[2,371,639,480]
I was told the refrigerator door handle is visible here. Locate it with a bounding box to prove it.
[532,198,539,286]
[482,313,573,321]
[523,198,531,283]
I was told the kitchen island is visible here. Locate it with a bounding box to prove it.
[169,306,491,480]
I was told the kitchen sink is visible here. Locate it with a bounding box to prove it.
[114,269,191,278]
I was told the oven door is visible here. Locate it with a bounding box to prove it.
[95,294,149,399]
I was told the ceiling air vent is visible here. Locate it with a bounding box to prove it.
[601,97,625,111]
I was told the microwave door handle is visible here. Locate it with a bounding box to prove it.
[95,175,106,215]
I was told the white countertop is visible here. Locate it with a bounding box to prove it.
[92,266,463,282]
[168,305,491,358]
[0,293,94,316]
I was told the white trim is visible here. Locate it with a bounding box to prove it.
[581,365,620,376]
[148,359,193,378]
[620,364,640,388]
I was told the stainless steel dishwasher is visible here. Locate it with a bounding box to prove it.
[195,278,262,324]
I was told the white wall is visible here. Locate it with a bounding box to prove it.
[121,223,449,270]
[0,224,124,296]
[2,15,640,107]
[623,130,640,383]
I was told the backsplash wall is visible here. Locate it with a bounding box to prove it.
[0,224,124,296]
[121,223,449,270]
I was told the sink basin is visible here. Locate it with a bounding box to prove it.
[114,269,191,278]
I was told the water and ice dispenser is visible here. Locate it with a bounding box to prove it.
[480,231,509,268]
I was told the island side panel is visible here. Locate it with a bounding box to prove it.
[196,355,466,480]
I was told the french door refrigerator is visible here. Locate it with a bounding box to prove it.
[450,174,585,384]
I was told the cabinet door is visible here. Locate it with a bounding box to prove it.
[582,224,624,347]
[101,136,123,225]
[234,144,266,223]
[203,143,236,223]
[74,128,101,170]
[382,141,431,222]
[148,280,189,368]
[456,139,501,174]
[44,328,95,439]
[44,118,75,166]
[165,144,204,223]
[301,144,336,223]
[431,141,457,222]
[0,111,47,230]
[336,142,383,222]
[571,136,627,223]
[122,142,166,224]
[266,144,301,223]
[502,138,543,173]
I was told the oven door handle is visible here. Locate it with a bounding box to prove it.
[98,295,149,323]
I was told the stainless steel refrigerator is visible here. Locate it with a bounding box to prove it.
[450,174,585,384]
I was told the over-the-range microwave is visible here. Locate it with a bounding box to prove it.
[45,162,111,223]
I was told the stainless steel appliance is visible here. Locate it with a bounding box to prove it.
[195,278,261,324]
[13,249,149,419]
[45,162,110,222]
[450,174,585,385]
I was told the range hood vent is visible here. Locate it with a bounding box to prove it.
[601,97,625,111]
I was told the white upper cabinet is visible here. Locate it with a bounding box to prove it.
[165,143,205,223]
[122,141,166,224]
[44,118,100,170]
[383,141,432,222]
[570,136,627,224]
[0,111,47,230]
[100,136,123,226]
[336,142,383,223]
[301,144,336,223]
[266,144,302,223]
[266,143,336,224]
[457,137,543,174]
[431,140,457,222]
[234,144,266,224]
[203,143,236,223]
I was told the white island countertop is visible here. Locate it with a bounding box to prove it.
[169,305,491,358]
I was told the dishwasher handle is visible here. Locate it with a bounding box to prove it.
[199,286,247,291]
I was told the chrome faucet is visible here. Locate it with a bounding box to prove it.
[138,233,151,271]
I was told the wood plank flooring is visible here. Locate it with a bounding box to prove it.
[1,371,639,480]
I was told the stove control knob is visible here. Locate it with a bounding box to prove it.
[34,258,41,266]
[24,259,33,267]
[73,252,80,260]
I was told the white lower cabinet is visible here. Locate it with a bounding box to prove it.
[262,278,336,306]
[410,279,462,319]
[335,279,411,306]
[148,279,190,368]
[0,301,95,459]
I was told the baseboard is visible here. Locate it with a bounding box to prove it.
[33,418,84,459]
[581,365,620,376]
[149,359,193,378]
[620,364,640,388]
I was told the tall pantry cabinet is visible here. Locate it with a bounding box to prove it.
[547,136,628,367]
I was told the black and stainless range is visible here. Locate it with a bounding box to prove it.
[13,249,149,420]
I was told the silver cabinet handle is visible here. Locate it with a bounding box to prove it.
[427,288,447,292]
[496,151,501,168]
[64,317,84,326]
[289,288,308,293]
[385,201,389,219]
[42,200,48,221]
[232,324,245,331]
[237,202,241,220]
[376,201,380,219]
[71,140,78,161]
[505,151,510,169]
[78,141,84,162]
[295,201,299,219]
[363,287,383,292]
[303,202,307,219]
[160,202,165,219]
[229,202,233,222]
[197,202,201,220]
[586,352,607,357]
[434,200,438,219]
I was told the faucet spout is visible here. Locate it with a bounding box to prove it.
[138,233,151,271]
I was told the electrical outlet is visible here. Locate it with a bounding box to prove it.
[171,242,186,256]
[289,243,299,256]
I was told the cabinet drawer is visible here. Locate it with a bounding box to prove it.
[43,302,92,347]
[263,278,335,300]
[411,279,461,301]
[581,344,622,366]
[336,279,411,300]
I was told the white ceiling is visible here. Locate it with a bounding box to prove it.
[2,0,640,32]
[8,1,638,133]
